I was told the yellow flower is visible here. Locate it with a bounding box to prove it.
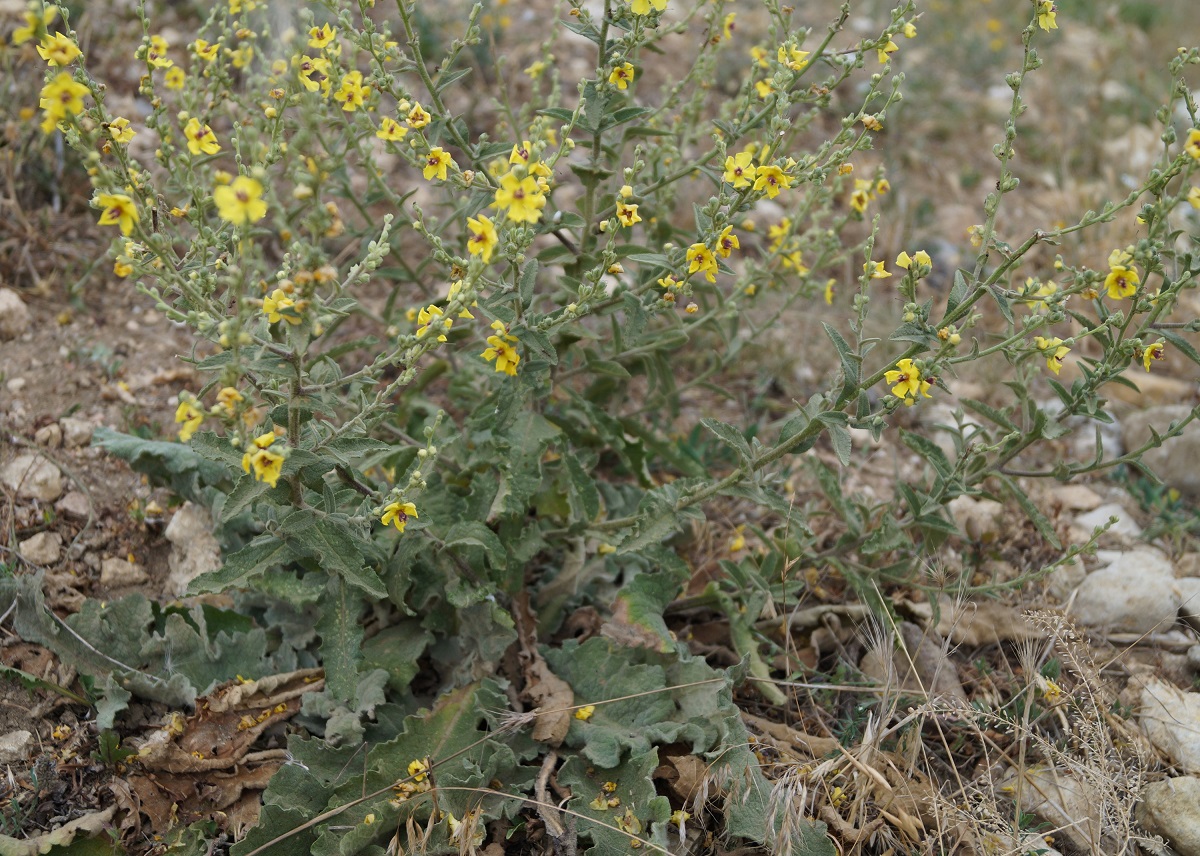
[308,23,336,49]
[884,358,932,405]
[902,21,917,38]
[36,33,82,66]
[715,225,739,258]
[615,201,641,228]
[1143,341,1165,372]
[753,164,791,199]
[824,279,835,305]
[877,38,898,64]
[184,117,221,156]
[107,117,135,144]
[574,705,595,721]
[376,116,408,142]
[216,387,244,415]
[1036,1,1058,31]
[750,46,769,68]
[13,5,56,46]
[1021,277,1058,310]
[754,80,774,99]
[895,250,931,271]
[333,70,370,112]
[96,193,139,236]
[423,147,454,181]
[1188,186,1200,209]
[492,172,546,224]
[214,176,268,225]
[776,45,810,71]
[263,288,302,325]
[113,260,133,277]
[296,56,329,93]
[723,151,757,188]
[1185,128,1200,161]
[146,34,173,68]
[609,62,635,90]
[1033,336,1070,374]
[525,60,547,79]
[864,260,890,280]
[406,102,431,128]
[164,67,186,90]
[875,178,890,196]
[192,39,219,62]
[1104,249,1139,299]
[228,45,253,69]
[687,243,718,282]
[722,12,735,39]
[509,141,532,165]
[39,72,89,134]
[629,0,667,15]
[482,321,520,376]
[382,501,418,532]
[658,274,681,292]
[467,214,499,263]
[416,304,451,341]
[243,447,284,488]
[175,398,204,442]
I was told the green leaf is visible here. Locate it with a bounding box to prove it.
[190,535,295,594]
[92,427,228,503]
[901,428,953,479]
[519,258,539,309]
[220,473,271,523]
[821,322,860,390]
[700,418,752,463]
[960,397,1016,432]
[435,66,471,94]
[315,577,363,702]
[945,268,974,316]
[279,512,386,599]
[443,521,508,572]
[599,105,654,131]
[538,106,576,124]
[565,455,601,521]
[989,284,1015,324]
[826,422,851,467]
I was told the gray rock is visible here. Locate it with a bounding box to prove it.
[55,491,90,520]
[18,531,61,565]
[1139,777,1200,856]
[164,502,221,596]
[1,453,64,502]
[100,557,148,588]
[1123,405,1200,496]
[948,495,1005,542]
[1046,555,1086,602]
[0,288,30,340]
[1004,766,1102,854]
[859,621,966,700]
[1072,502,1143,540]
[1180,578,1200,632]
[1139,677,1200,772]
[59,417,94,449]
[0,730,34,763]
[34,423,62,449]
[1072,549,1178,633]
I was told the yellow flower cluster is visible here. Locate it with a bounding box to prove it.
[489,141,551,224]
[482,320,520,376]
[242,431,285,488]
[884,358,932,405]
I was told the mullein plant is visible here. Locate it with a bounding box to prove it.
[19,0,1200,851]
